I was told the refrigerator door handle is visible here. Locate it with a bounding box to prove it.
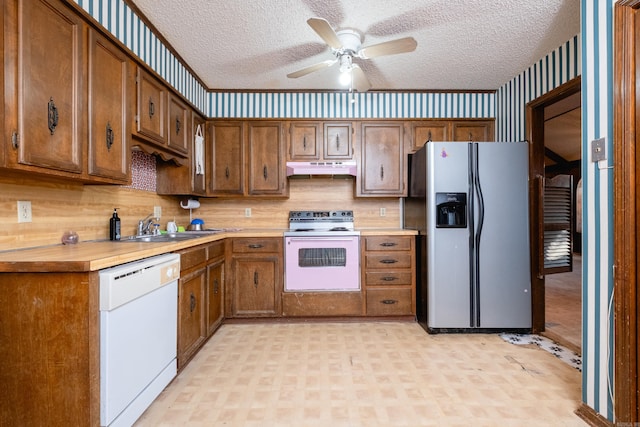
[472,143,485,327]
[468,143,476,327]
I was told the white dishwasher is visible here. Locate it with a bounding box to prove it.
[99,253,180,427]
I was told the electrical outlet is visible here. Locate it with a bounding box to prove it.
[245,208,252,217]
[17,201,32,223]
[154,206,162,219]
[380,207,386,217]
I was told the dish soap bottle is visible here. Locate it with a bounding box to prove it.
[109,208,121,241]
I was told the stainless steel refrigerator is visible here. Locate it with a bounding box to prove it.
[404,141,531,333]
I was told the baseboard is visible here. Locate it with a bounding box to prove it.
[575,403,614,427]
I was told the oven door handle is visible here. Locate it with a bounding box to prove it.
[286,237,357,242]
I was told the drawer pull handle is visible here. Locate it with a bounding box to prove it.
[253,271,259,287]
[148,97,155,118]
[380,242,397,247]
[380,259,398,264]
[381,299,397,305]
[106,122,114,150]
[381,276,398,281]
[213,278,219,294]
[248,244,264,249]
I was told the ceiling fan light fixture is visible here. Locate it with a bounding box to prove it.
[338,54,353,73]
[339,69,352,86]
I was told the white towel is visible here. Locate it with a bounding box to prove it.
[195,124,204,175]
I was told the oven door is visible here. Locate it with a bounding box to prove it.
[284,235,360,291]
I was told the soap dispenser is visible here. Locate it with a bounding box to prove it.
[109,208,121,241]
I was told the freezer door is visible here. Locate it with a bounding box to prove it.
[426,142,472,328]
[475,142,531,328]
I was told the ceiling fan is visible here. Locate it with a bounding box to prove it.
[287,18,418,92]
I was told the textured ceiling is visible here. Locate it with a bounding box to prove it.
[128,0,580,92]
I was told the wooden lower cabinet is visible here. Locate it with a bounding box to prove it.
[178,265,207,368]
[177,240,225,370]
[227,237,282,318]
[0,271,100,426]
[362,235,416,316]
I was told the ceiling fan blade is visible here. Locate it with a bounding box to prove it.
[287,59,337,79]
[358,37,417,59]
[351,65,371,92]
[307,18,343,49]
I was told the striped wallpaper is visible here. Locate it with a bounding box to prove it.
[580,0,614,422]
[208,91,495,119]
[72,0,616,421]
[495,35,581,141]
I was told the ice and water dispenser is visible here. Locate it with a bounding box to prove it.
[436,193,467,228]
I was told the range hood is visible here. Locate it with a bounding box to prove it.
[286,161,357,177]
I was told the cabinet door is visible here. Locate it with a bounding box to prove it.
[167,93,190,155]
[17,0,84,173]
[87,30,129,182]
[358,123,405,196]
[324,123,353,159]
[247,121,286,195]
[135,67,167,145]
[178,268,206,369]
[209,121,244,195]
[452,120,495,142]
[206,259,224,336]
[411,121,449,151]
[289,122,320,160]
[231,255,280,317]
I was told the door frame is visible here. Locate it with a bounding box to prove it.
[613,1,639,421]
[526,77,581,333]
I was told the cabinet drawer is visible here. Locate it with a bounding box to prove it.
[366,288,413,316]
[179,246,207,271]
[207,241,225,259]
[365,253,412,269]
[364,236,412,251]
[365,271,413,286]
[232,238,282,253]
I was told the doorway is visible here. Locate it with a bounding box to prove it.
[526,77,581,343]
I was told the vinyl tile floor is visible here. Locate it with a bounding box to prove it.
[135,321,585,427]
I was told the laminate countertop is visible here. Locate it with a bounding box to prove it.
[0,228,417,273]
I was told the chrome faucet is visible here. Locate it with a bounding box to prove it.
[137,214,156,236]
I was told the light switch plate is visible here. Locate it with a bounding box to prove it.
[591,137,606,162]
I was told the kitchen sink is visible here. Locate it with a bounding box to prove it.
[119,230,223,243]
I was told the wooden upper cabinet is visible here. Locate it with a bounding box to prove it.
[247,121,286,196]
[168,93,190,156]
[324,123,353,160]
[135,66,167,145]
[156,112,207,196]
[357,122,406,197]
[451,120,495,142]
[209,121,244,195]
[289,122,321,160]
[410,121,448,151]
[15,0,85,174]
[87,29,130,183]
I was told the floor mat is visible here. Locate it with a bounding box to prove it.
[500,333,582,371]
